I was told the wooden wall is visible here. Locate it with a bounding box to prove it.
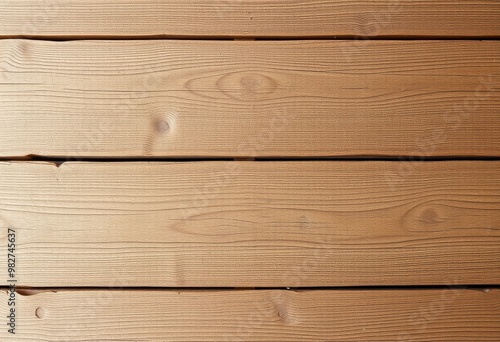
[0,1,499,340]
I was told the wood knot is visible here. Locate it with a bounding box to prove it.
[401,203,453,232]
[419,208,442,224]
[355,14,383,36]
[150,110,177,136]
[15,41,32,60]
[240,75,262,92]
[271,292,299,325]
[153,118,170,134]
[216,71,278,100]
[35,307,46,319]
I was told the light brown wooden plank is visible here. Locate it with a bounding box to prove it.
[0,161,498,287]
[0,40,499,158]
[1,289,498,341]
[0,1,499,38]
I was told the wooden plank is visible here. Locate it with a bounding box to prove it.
[0,40,499,158]
[0,161,498,287]
[1,289,498,341]
[0,1,499,38]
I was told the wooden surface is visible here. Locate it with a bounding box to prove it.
[1,1,499,340]
[0,1,499,38]
[1,161,498,287]
[0,40,499,158]
[1,289,498,341]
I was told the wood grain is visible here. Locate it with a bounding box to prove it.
[0,1,499,38]
[0,161,498,287]
[1,289,498,341]
[0,40,499,158]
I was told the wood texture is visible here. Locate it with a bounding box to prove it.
[0,1,499,38]
[0,161,498,287]
[1,289,498,341]
[0,40,499,158]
